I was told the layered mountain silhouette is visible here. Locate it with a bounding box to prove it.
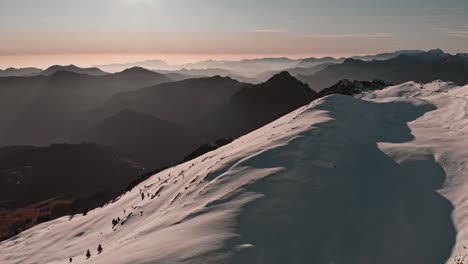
[72,72,317,169]
[0,67,42,77]
[351,49,424,60]
[0,71,321,159]
[155,68,259,83]
[95,75,248,124]
[297,50,423,68]
[255,63,335,82]
[95,59,169,73]
[37,65,108,76]
[202,72,317,138]
[0,55,447,246]
[297,56,343,68]
[299,49,468,91]
[177,57,301,76]
[255,50,425,83]
[0,68,172,146]
[74,109,199,168]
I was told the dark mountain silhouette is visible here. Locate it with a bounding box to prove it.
[95,76,249,124]
[298,49,468,91]
[76,73,317,169]
[156,67,231,77]
[74,109,199,168]
[351,49,424,60]
[317,79,390,97]
[172,51,425,78]
[155,68,259,83]
[0,67,42,77]
[202,72,317,138]
[177,57,301,76]
[154,72,195,81]
[297,50,424,68]
[115,66,161,77]
[0,68,172,146]
[255,63,335,82]
[297,57,343,68]
[38,65,109,76]
[95,59,169,73]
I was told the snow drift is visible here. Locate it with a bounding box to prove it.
[1,81,468,264]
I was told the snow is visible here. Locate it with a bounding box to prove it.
[1,81,468,263]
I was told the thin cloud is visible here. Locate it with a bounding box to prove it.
[297,33,393,39]
[250,29,286,33]
[448,31,468,38]
[431,27,450,31]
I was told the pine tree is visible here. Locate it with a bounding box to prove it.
[86,249,91,259]
[97,244,103,254]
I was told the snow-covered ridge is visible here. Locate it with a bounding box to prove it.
[1,81,468,264]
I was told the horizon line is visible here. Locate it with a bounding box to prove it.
[0,48,450,69]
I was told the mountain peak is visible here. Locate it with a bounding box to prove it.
[48,70,83,78]
[119,66,155,75]
[264,71,295,84]
[233,71,316,106]
[46,64,79,71]
[40,65,108,76]
[262,71,314,92]
[427,48,445,55]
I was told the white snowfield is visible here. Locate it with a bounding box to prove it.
[1,81,468,264]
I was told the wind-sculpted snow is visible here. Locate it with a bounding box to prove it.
[1,81,468,264]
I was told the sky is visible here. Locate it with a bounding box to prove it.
[1,0,468,68]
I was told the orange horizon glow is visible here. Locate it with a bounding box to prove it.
[0,52,367,70]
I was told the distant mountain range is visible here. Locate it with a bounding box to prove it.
[37,65,109,76]
[0,67,42,77]
[297,50,424,68]
[255,63,335,82]
[174,57,301,76]
[80,72,324,169]
[298,49,468,91]
[2,49,466,148]
[94,75,248,125]
[154,68,259,83]
[0,50,427,81]
[0,67,171,146]
[0,67,315,169]
[95,60,170,73]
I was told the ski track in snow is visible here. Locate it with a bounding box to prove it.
[1,81,468,263]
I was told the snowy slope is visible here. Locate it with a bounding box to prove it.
[1,81,468,264]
